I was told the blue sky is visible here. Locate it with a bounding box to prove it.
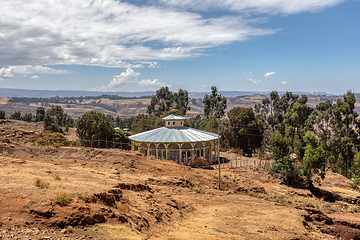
[0,0,359,95]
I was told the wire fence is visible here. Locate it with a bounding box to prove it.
[212,155,274,171]
[32,137,302,172]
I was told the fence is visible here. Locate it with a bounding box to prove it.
[212,154,274,171]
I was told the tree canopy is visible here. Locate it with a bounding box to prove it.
[43,105,74,133]
[76,111,114,147]
[147,87,190,117]
[203,86,227,119]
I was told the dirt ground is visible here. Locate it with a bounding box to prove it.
[1,120,360,239]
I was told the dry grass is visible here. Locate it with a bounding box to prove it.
[114,202,129,213]
[34,178,50,189]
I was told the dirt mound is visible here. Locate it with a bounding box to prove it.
[300,207,360,240]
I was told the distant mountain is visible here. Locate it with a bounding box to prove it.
[0,88,154,98]
[0,87,336,98]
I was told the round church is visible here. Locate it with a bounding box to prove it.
[129,114,219,163]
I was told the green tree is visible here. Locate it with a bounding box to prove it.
[44,105,73,133]
[268,131,296,181]
[9,111,22,120]
[226,107,263,155]
[76,111,114,148]
[35,107,45,122]
[328,91,359,177]
[113,129,131,150]
[203,86,227,119]
[131,114,160,134]
[147,87,190,116]
[302,131,326,185]
[22,112,33,122]
[0,110,5,119]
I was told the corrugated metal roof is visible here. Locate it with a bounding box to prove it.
[129,127,219,143]
[162,114,186,120]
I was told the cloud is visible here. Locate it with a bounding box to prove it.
[0,0,278,69]
[0,0,342,71]
[0,67,14,80]
[247,78,261,84]
[93,68,168,91]
[139,79,169,90]
[156,0,343,14]
[243,72,252,76]
[0,65,70,80]
[281,81,289,85]
[265,71,276,78]
[31,75,40,79]
[12,66,71,74]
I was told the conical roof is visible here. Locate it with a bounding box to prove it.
[129,126,218,143]
[162,114,186,120]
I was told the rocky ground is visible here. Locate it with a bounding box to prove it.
[1,120,360,239]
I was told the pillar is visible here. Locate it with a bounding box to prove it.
[192,143,195,161]
[156,144,158,159]
[165,143,169,160]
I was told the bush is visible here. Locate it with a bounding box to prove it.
[0,110,5,119]
[29,131,72,146]
[34,178,50,189]
[54,192,74,206]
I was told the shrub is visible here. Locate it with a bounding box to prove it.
[77,192,87,200]
[30,131,72,146]
[35,178,50,189]
[52,174,62,180]
[54,192,74,206]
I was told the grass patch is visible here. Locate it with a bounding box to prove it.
[1,149,8,156]
[52,174,62,180]
[34,178,50,189]
[284,194,324,210]
[77,192,88,200]
[348,204,358,213]
[54,192,74,206]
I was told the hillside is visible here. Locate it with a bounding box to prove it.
[0,94,353,119]
[1,120,360,239]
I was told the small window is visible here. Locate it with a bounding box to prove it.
[173,121,175,125]
[181,121,182,125]
[168,122,170,125]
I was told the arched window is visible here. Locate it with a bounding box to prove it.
[173,121,175,125]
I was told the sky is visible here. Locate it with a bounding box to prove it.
[0,0,359,95]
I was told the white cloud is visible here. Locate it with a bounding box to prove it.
[0,0,342,72]
[0,65,69,80]
[281,81,289,85]
[12,65,70,74]
[0,67,14,80]
[265,71,276,78]
[31,75,40,79]
[92,68,168,91]
[139,79,168,89]
[243,72,252,76]
[156,0,343,14]
[247,78,261,84]
[0,0,277,69]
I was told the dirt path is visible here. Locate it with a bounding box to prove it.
[150,193,328,240]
